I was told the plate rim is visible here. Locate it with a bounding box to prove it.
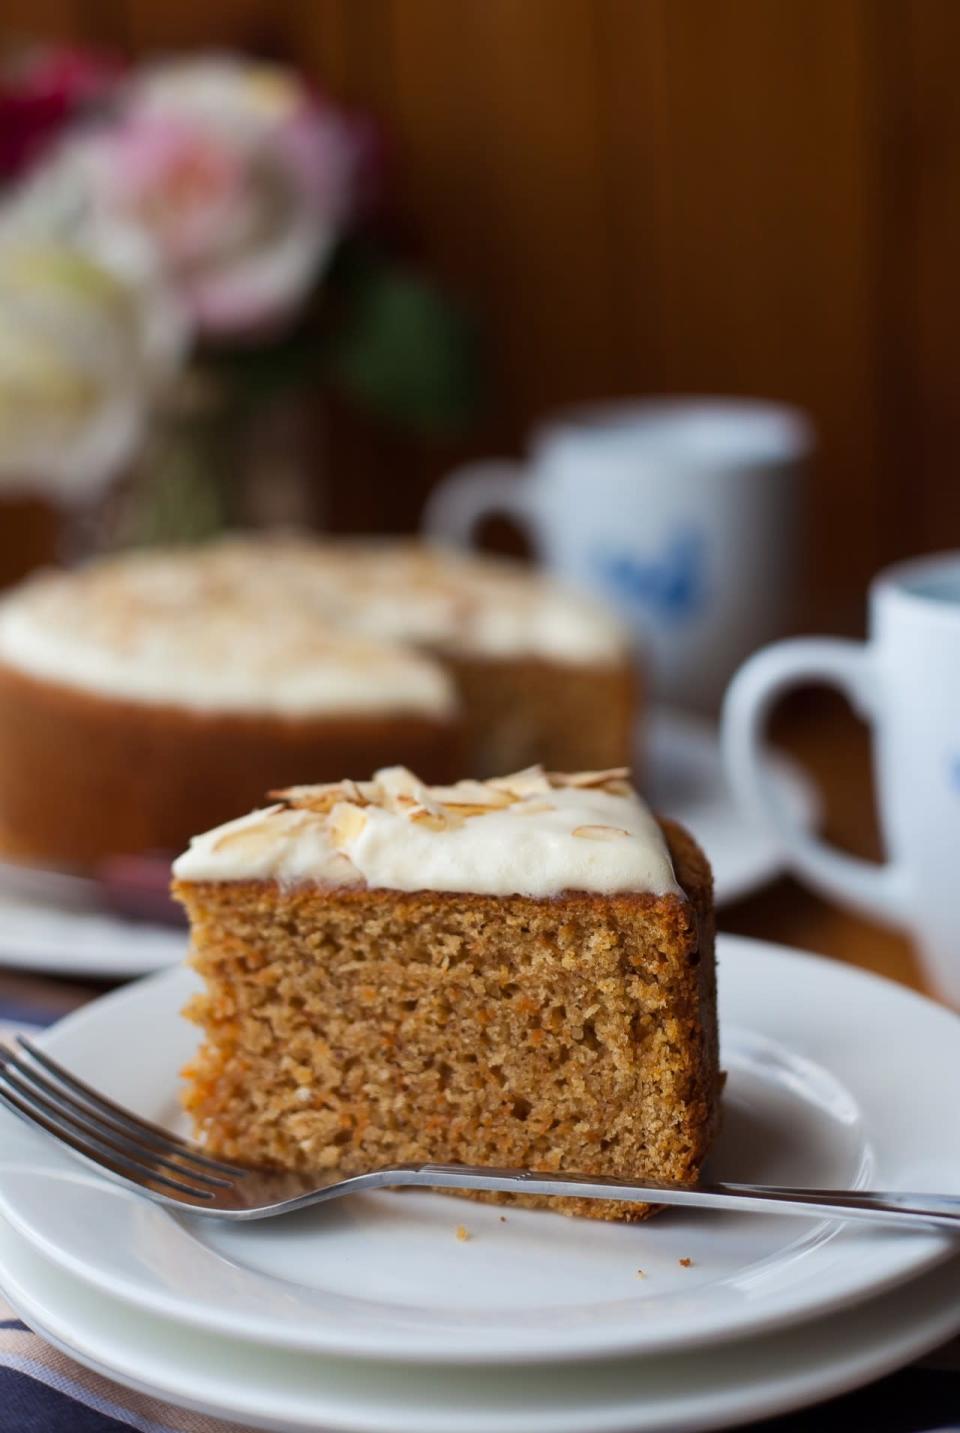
[2,1211,960,1433]
[0,934,957,1365]
[0,896,185,978]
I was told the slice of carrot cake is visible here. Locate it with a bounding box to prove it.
[173,766,718,1221]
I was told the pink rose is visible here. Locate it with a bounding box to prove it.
[84,57,363,339]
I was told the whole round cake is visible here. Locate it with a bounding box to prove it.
[0,538,636,865]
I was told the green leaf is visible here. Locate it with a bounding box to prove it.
[324,258,484,436]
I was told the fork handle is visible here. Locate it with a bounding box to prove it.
[363,1164,960,1232]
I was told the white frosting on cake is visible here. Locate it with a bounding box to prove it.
[305,539,627,663]
[173,766,681,899]
[0,539,626,716]
[0,558,454,718]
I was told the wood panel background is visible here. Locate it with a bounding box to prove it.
[4,0,960,629]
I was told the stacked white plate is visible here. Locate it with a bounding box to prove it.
[2,934,960,1432]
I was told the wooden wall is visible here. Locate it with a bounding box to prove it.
[5,0,960,628]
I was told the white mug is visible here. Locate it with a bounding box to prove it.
[722,551,960,1006]
[423,399,813,709]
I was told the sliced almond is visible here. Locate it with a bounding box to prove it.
[376,767,451,818]
[374,766,424,803]
[489,765,551,798]
[599,779,634,796]
[212,808,286,853]
[212,825,274,854]
[328,803,368,846]
[409,807,450,831]
[340,778,370,805]
[430,780,513,808]
[515,799,555,815]
[270,784,341,812]
[571,824,631,840]
[270,781,379,814]
[441,802,499,818]
[550,767,632,790]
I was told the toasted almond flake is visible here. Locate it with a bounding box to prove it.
[550,767,631,789]
[340,778,369,805]
[270,784,340,811]
[270,780,382,813]
[328,803,368,846]
[211,807,286,852]
[212,823,273,854]
[489,765,552,797]
[409,807,450,831]
[430,780,512,808]
[374,766,425,803]
[249,765,639,865]
[402,783,446,818]
[441,801,502,818]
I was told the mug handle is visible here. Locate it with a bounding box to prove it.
[422,461,537,549]
[721,637,910,925]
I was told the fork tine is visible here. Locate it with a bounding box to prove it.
[16,1036,247,1177]
[0,1053,232,1189]
[0,1079,216,1202]
[3,1046,234,1186]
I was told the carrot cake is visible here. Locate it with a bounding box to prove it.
[0,538,634,866]
[173,765,718,1222]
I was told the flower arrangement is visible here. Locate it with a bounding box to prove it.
[0,46,482,542]
[0,45,121,180]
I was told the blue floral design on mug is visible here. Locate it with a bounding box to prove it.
[592,530,708,624]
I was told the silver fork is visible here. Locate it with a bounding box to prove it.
[2,1037,960,1230]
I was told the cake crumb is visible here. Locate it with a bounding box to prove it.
[499,1216,507,1223]
[456,1224,472,1242]
[678,1257,693,1268]
[636,1268,646,1279]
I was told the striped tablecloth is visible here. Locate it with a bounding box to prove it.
[1,975,959,1433]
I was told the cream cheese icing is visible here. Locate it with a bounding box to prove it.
[0,539,626,716]
[172,765,681,899]
[0,568,454,717]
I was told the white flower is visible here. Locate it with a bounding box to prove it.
[0,231,185,499]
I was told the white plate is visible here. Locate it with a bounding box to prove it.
[0,887,186,979]
[2,1214,960,1433]
[646,707,817,905]
[1,935,958,1366]
[0,709,813,980]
